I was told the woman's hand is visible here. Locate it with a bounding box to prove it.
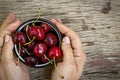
[0,13,29,80]
[50,19,86,80]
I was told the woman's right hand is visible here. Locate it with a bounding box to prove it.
[50,19,86,80]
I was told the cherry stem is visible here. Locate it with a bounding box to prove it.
[35,8,41,22]
[59,41,62,47]
[18,43,21,55]
[32,8,41,26]
[24,36,36,46]
[17,57,20,65]
[21,46,30,55]
[32,23,35,27]
[53,57,64,79]
[44,54,53,64]
[17,43,21,65]
[26,25,31,41]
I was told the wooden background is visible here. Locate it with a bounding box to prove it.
[0,0,120,80]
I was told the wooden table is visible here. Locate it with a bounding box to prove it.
[0,0,120,80]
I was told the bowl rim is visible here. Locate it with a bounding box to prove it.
[14,18,62,68]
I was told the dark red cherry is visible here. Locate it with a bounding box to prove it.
[40,55,48,63]
[33,42,47,57]
[20,48,27,56]
[41,23,51,33]
[27,41,36,50]
[44,33,57,47]
[25,56,37,66]
[13,32,27,46]
[48,46,62,59]
[28,26,45,41]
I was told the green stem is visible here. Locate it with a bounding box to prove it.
[24,36,36,46]
[53,57,64,79]
[18,43,21,55]
[17,43,21,65]
[35,8,41,22]
[59,41,62,47]
[21,46,30,55]
[32,8,41,26]
[44,54,53,64]
[26,25,31,41]
[32,23,35,26]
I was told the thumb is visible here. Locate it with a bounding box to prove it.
[1,35,14,61]
[61,36,74,64]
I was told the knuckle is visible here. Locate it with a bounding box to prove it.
[63,46,70,50]
[62,45,72,51]
[74,33,80,38]
[66,59,75,65]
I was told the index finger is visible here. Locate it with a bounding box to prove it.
[0,13,20,48]
[51,19,82,51]
[1,12,15,28]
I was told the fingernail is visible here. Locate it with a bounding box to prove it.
[5,35,10,42]
[64,36,70,44]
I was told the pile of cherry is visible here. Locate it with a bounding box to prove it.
[13,22,62,66]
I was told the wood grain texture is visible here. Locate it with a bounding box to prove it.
[0,0,120,80]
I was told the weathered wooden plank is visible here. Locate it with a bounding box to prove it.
[0,0,120,80]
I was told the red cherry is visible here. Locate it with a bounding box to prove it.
[28,26,45,41]
[40,55,48,63]
[27,41,36,50]
[13,32,27,46]
[25,56,37,66]
[20,48,27,56]
[48,47,62,59]
[41,23,51,33]
[44,33,57,47]
[33,42,47,57]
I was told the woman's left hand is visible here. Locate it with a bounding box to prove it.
[0,13,29,80]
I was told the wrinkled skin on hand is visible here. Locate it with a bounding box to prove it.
[50,19,86,80]
[0,13,29,80]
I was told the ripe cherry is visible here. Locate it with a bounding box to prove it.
[13,32,27,46]
[20,48,27,56]
[48,46,63,78]
[48,46,62,59]
[40,55,48,63]
[44,33,57,47]
[25,56,37,66]
[41,23,51,33]
[28,26,45,41]
[33,42,47,57]
[27,41,36,50]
